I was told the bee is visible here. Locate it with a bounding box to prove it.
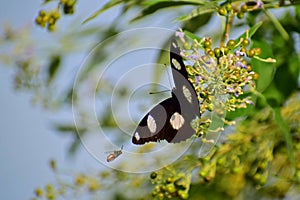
[106,145,123,162]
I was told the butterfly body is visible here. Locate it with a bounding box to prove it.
[132,40,200,145]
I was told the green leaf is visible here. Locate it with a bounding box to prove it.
[82,0,124,24]
[47,55,61,84]
[131,0,204,22]
[235,21,263,43]
[68,137,81,155]
[272,56,300,101]
[251,40,276,92]
[55,124,87,134]
[177,5,216,22]
[258,30,299,107]
[183,30,202,41]
[273,107,294,165]
[261,82,284,107]
[264,10,289,41]
[182,12,212,33]
[295,5,300,21]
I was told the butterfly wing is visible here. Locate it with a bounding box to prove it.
[170,39,201,134]
[132,96,180,144]
[132,91,199,144]
[170,39,189,86]
[132,39,201,145]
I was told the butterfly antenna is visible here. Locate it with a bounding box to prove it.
[149,89,170,95]
[148,63,173,95]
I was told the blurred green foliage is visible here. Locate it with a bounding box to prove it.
[1,0,300,200]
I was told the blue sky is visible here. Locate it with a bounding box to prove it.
[0,1,102,199]
[0,1,222,198]
[0,1,179,199]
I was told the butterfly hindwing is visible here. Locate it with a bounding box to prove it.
[132,96,180,144]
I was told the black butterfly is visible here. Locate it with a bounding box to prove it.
[132,39,201,145]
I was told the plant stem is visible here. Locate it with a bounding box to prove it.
[221,14,234,47]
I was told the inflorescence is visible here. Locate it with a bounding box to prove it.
[175,29,261,136]
[35,0,76,31]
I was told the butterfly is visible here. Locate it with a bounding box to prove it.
[106,145,123,162]
[132,39,201,145]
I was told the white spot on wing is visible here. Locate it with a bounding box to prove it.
[182,85,192,103]
[172,58,181,70]
[170,112,185,130]
[147,115,157,133]
[172,42,177,48]
[134,132,140,141]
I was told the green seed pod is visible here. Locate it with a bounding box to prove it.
[39,10,47,17]
[217,157,226,165]
[227,39,236,49]
[253,73,259,80]
[52,11,60,20]
[48,17,55,25]
[199,92,207,99]
[237,12,244,19]
[258,161,268,171]
[35,188,44,197]
[47,24,56,32]
[160,185,166,192]
[63,1,75,15]
[246,65,252,71]
[49,159,56,170]
[158,193,164,200]
[218,7,227,16]
[214,47,221,58]
[155,185,161,192]
[46,192,56,200]
[150,172,157,179]
[199,170,207,178]
[43,15,50,23]
[259,176,267,185]
[207,49,214,57]
[151,190,157,197]
[254,47,262,56]
[174,178,186,190]
[253,173,261,182]
[232,167,242,174]
[225,3,233,12]
[247,49,255,57]
[240,47,247,53]
[35,16,43,25]
[66,0,75,7]
[223,47,229,55]
[75,175,85,185]
[166,177,173,184]
[178,190,189,199]
[45,184,54,192]
[241,4,248,12]
[242,38,250,47]
[166,184,176,193]
[207,103,214,111]
[204,40,212,49]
